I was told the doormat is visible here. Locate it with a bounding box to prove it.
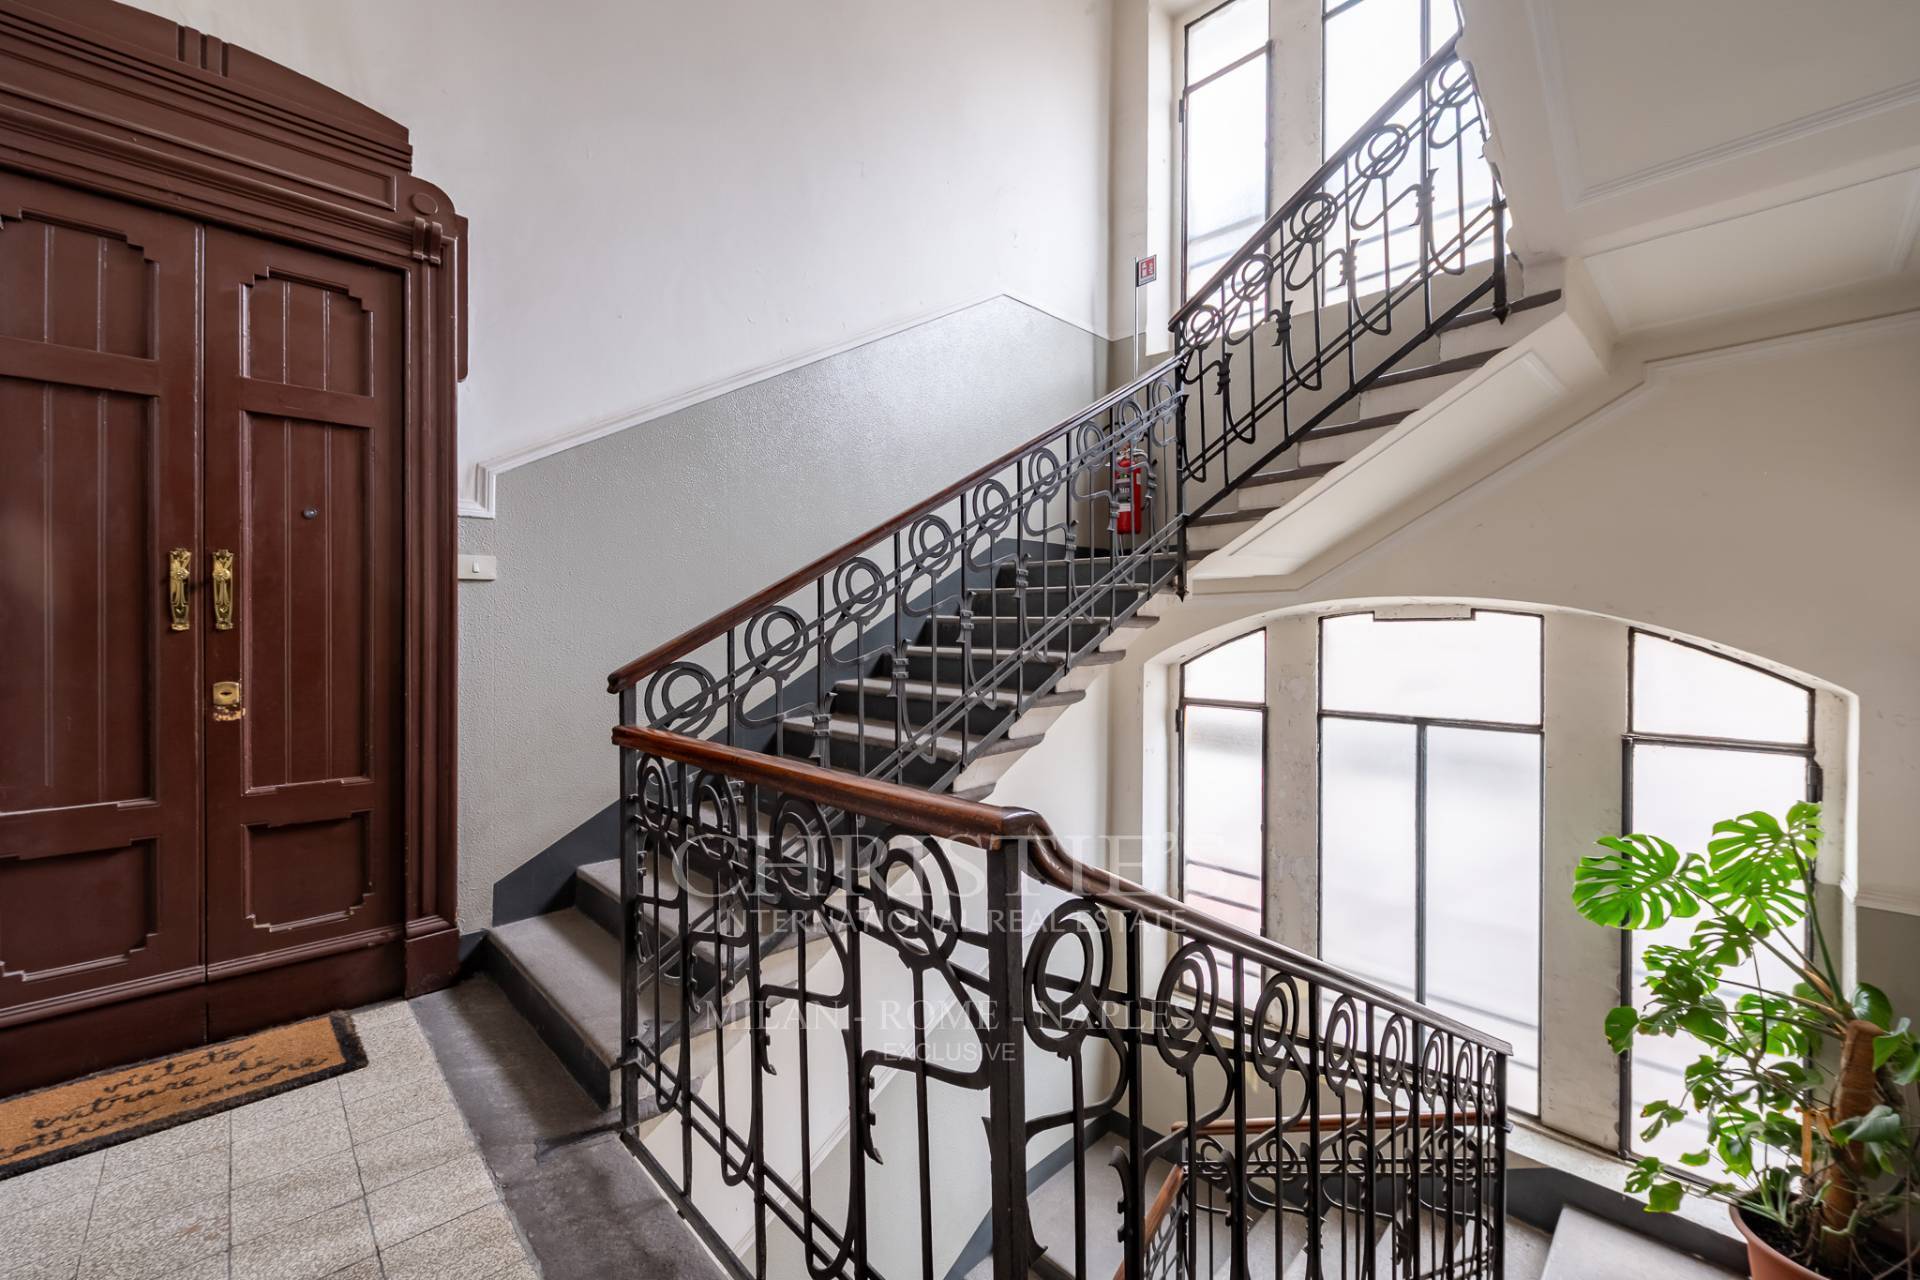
[0,1012,365,1181]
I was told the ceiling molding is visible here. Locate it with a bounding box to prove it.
[1524,0,1920,209]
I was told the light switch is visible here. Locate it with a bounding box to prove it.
[457,554,497,581]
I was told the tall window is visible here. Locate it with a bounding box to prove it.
[1318,610,1543,1114]
[1624,631,1816,1163]
[1320,0,1490,299]
[1321,0,1456,152]
[1178,630,1266,942]
[1181,0,1271,301]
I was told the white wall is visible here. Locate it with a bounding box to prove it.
[126,0,1118,509]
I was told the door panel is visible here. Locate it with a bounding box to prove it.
[202,230,405,971]
[0,173,203,1022]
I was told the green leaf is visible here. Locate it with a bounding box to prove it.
[1646,1181,1685,1213]
[1831,1104,1904,1146]
[1678,1150,1711,1167]
[1852,983,1893,1029]
[1604,1006,1640,1054]
[1572,834,1703,930]
[1689,916,1758,967]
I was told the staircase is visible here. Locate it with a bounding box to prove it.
[484,33,1560,1280]
[995,1138,1737,1280]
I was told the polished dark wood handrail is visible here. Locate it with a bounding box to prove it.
[1168,32,1463,333]
[605,356,1180,694]
[612,724,1043,843]
[616,724,1514,1055]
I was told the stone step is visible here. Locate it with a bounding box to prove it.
[1541,1207,1738,1280]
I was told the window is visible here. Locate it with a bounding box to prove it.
[1318,610,1542,1114]
[1178,630,1266,943]
[1180,0,1271,302]
[1320,0,1492,299]
[1623,631,1816,1164]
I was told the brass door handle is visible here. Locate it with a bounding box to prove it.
[168,548,192,631]
[212,549,235,631]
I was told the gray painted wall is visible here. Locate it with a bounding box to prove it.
[455,296,1113,930]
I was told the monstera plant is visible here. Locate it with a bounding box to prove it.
[1573,803,1919,1279]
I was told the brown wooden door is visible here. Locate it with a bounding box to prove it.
[0,173,205,1026]
[201,229,407,977]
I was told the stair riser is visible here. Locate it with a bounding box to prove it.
[777,726,958,787]
[828,689,1019,737]
[1188,518,1262,551]
[1297,425,1387,468]
[926,616,1129,651]
[953,744,1031,792]
[1232,476,1316,515]
[484,936,619,1109]
[971,585,1148,616]
[1351,365,1474,419]
[998,558,1180,591]
[899,650,1062,690]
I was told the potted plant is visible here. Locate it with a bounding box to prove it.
[1572,802,1919,1278]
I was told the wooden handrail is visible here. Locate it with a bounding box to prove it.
[605,357,1180,694]
[611,725,1043,843]
[614,725,1514,1055]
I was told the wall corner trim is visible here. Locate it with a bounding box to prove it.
[458,291,1118,519]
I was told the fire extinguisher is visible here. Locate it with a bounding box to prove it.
[1112,447,1153,535]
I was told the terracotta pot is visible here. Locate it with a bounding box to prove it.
[1730,1203,1825,1280]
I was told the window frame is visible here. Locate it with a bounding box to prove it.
[1314,606,1546,1112]
[1616,627,1821,1159]
[1179,0,1274,306]
[1176,627,1270,942]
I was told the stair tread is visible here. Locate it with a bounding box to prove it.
[1368,344,1498,389]
[1189,509,1267,528]
[782,712,1041,761]
[1542,1208,1737,1279]
[490,909,678,1068]
[838,676,1085,708]
[1244,459,1343,487]
[903,642,1126,665]
[1297,409,1410,440]
[1440,288,1561,332]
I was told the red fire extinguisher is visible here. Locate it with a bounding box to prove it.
[1113,447,1152,535]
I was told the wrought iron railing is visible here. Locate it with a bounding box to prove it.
[602,27,1515,1280]
[611,727,1510,1280]
[606,37,1506,798]
[607,360,1186,791]
[1171,34,1505,523]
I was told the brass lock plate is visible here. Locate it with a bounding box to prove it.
[211,680,244,721]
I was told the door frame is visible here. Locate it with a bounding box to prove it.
[0,1,465,1023]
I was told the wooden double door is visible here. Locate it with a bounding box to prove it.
[0,170,408,1082]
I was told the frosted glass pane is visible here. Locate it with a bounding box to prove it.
[1187,0,1267,83]
[1185,630,1265,703]
[1631,633,1810,744]
[1324,0,1422,150]
[1321,611,1540,723]
[1182,705,1264,931]
[1186,57,1269,263]
[1628,744,1810,1165]
[1425,727,1541,1114]
[1320,718,1416,999]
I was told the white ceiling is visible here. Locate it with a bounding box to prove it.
[1462,0,1920,333]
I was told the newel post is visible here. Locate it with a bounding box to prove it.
[985,836,1036,1280]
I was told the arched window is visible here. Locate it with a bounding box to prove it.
[1177,629,1266,941]
[1318,608,1543,1114]
[1624,630,1816,1162]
